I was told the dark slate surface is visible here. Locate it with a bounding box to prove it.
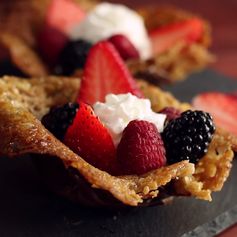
[0,70,236,237]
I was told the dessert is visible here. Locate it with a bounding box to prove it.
[0,0,213,82]
[0,40,236,207]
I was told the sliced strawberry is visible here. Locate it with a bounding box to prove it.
[192,92,237,136]
[149,18,204,55]
[64,102,117,174]
[46,0,86,34]
[37,25,68,65]
[78,41,143,105]
[108,34,140,61]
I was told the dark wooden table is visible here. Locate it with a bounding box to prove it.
[110,0,237,79]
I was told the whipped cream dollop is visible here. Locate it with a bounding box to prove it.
[93,93,166,145]
[69,2,152,60]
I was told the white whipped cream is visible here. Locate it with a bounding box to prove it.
[93,93,166,145]
[69,2,152,60]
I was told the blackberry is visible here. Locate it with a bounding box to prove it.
[41,103,79,140]
[55,39,92,75]
[162,110,215,164]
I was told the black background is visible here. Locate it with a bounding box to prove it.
[0,70,236,237]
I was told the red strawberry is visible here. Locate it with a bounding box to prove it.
[78,41,143,105]
[192,92,237,136]
[64,102,117,173]
[117,120,166,175]
[38,0,86,64]
[149,18,204,55]
[108,34,140,61]
[46,0,86,34]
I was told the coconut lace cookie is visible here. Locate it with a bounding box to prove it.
[0,41,236,207]
[0,0,213,83]
[0,77,235,207]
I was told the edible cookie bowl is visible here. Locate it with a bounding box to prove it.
[0,74,236,208]
[0,1,235,209]
[0,0,214,83]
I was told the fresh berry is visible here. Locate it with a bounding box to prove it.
[117,120,166,175]
[159,107,181,122]
[45,0,85,34]
[37,26,68,65]
[162,110,215,164]
[193,92,237,136]
[64,102,116,173]
[55,39,92,75]
[149,18,204,55]
[108,34,140,61]
[78,41,143,105]
[37,0,85,64]
[41,103,79,140]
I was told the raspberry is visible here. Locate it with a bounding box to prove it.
[117,120,166,175]
[162,110,215,164]
[108,34,140,61]
[55,39,92,75]
[159,107,181,122]
[41,102,79,140]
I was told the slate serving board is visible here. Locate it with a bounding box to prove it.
[0,70,236,237]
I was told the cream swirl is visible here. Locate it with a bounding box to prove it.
[69,2,152,60]
[93,93,166,145]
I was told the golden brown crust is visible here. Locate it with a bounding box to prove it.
[129,42,215,82]
[0,76,235,206]
[0,76,80,119]
[0,33,48,77]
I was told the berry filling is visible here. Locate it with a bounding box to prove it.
[42,101,215,175]
[41,33,215,176]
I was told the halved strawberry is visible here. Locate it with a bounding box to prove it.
[46,0,86,34]
[192,92,237,136]
[37,0,86,64]
[149,18,204,55]
[64,102,117,173]
[78,41,143,105]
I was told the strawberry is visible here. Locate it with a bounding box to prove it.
[108,34,140,61]
[117,120,166,175]
[78,41,143,105]
[192,92,237,136]
[149,18,204,55]
[46,0,86,34]
[64,102,117,173]
[38,0,86,64]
